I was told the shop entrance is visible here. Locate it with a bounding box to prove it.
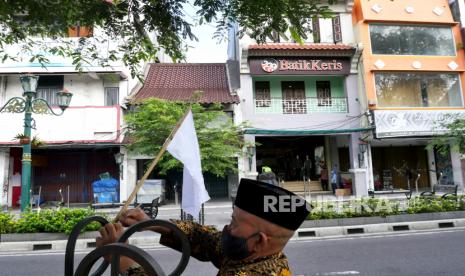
[371,146,430,191]
[255,136,325,181]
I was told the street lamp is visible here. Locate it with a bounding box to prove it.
[358,142,368,168]
[246,144,255,172]
[0,74,73,211]
[114,152,124,180]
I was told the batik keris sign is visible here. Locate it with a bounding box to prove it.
[251,57,351,75]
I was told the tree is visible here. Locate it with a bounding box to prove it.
[0,0,336,78]
[124,98,245,177]
[427,116,465,156]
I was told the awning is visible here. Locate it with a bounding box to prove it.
[244,127,374,135]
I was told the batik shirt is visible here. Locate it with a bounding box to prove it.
[126,220,291,276]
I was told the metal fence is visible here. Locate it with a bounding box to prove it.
[255,97,348,114]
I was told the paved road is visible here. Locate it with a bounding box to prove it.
[1,228,464,275]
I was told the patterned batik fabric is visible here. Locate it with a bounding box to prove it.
[126,220,291,276]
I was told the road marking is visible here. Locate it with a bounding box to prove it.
[0,247,169,258]
[290,227,465,243]
[315,271,360,275]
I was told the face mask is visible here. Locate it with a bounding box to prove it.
[221,225,259,260]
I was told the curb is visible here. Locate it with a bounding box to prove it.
[295,218,465,238]
[0,235,161,253]
[2,218,465,253]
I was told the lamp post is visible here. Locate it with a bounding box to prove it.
[358,142,368,168]
[0,74,73,212]
[246,145,255,172]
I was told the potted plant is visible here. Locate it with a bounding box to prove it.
[31,135,44,148]
[14,133,31,145]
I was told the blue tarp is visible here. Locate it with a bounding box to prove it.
[92,178,119,203]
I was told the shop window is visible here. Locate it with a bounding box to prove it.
[255,81,271,107]
[68,25,93,37]
[271,30,280,43]
[316,81,332,106]
[370,24,455,56]
[36,75,64,106]
[312,17,321,43]
[449,0,461,23]
[282,81,306,114]
[319,18,334,43]
[104,87,119,106]
[332,14,342,43]
[375,73,463,108]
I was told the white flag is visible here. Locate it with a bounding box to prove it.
[167,110,210,219]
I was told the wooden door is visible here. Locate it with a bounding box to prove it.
[282,81,306,114]
[316,81,332,106]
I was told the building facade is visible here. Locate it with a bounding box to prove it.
[125,63,240,201]
[0,29,130,207]
[353,0,465,192]
[230,0,373,197]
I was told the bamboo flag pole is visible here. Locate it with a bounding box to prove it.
[113,90,203,223]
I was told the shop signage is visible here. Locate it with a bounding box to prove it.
[374,110,465,138]
[250,57,351,75]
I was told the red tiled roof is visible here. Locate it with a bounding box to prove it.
[249,43,355,50]
[134,63,239,104]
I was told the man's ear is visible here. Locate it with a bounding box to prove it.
[251,232,269,253]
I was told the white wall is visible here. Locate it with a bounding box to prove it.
[236,2,354,46]
[0,107,119,142]
[0,28,128,73]
[451,150,464,189]
[0,149,9,207]
[0,73,130,143]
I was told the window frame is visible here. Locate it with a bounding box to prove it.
[254,81,271,108]
[368,24,457,57]
[316,81,332,106]
[36,75,64,106]
[373,72,464,108]
[104,87,119,106]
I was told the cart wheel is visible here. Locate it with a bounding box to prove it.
[65,216,109,276]
[115,219,190,276]
[74,244,164,276]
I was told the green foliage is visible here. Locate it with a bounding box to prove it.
[125,98,245,177]
[0,213,15,234]
[307,196,462,220]
[0,1,337,78]
[427,116,465,156]
[2,208,105,234]
[406,197,459,214]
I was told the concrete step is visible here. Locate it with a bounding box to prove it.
[281,181,324,192]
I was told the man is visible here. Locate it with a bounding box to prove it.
[303,155,312,181]
[257,166,279,186]
[331,164,339,194]
[97,179,311,275]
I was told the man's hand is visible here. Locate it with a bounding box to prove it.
[96,222,139,272]
[119,207,172,235]
[119,207,150,227]
[95,223,124,261]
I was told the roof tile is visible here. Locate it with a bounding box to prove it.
[134,63,239,104]
[248,43,355,50]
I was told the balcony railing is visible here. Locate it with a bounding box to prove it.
[254,97,348,114]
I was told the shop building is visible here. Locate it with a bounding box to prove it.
[0,29,130,207]
[352,0,465,192]
[230,0,373,197]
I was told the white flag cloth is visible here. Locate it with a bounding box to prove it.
[167,110,210,219]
